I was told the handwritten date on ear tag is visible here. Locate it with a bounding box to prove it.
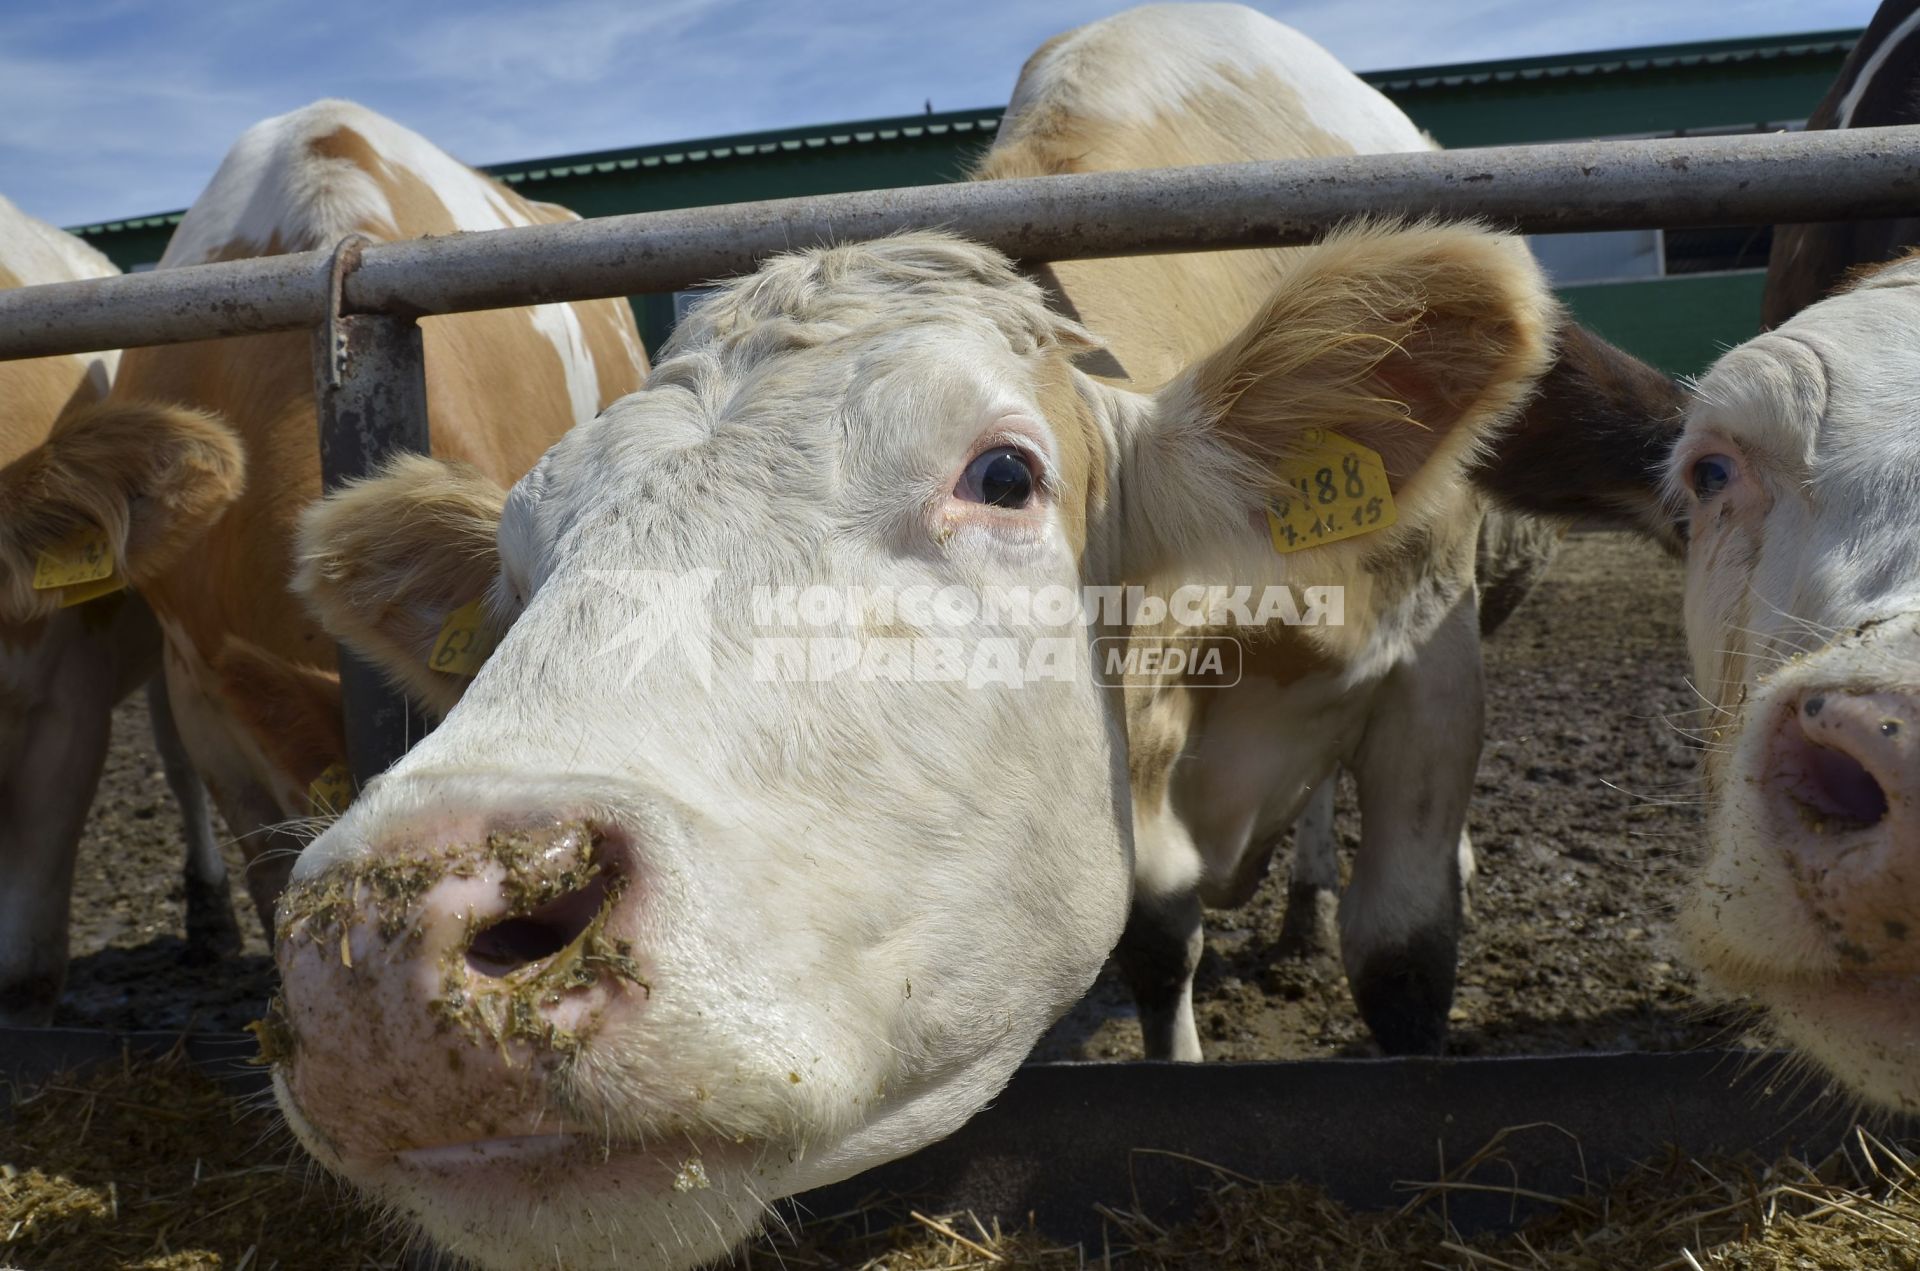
[33,525,119,591]
[1266,430,1398,555]
[430,598,497,676]
[309,761,355,816]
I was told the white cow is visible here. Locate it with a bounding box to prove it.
[1666,256,1920,1111]
[1478,0,1920,1114]
[272,171,1551,1271]
[0,193,244,1023]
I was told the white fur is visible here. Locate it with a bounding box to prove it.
[1675,258,1920,1110]
[160,101,397,265]
[160,100,596,394]
[286,305,1137,1267]
[0,192,119,285]
[1008,3,1427,155]
[0,196,120,391]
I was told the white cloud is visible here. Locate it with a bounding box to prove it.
[0,0,1882,229]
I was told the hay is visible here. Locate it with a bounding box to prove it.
[6,1051,1918,1270]
[743,1131,1920,1270]
[0,1045,398,1270]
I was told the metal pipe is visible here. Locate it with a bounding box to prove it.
[0,250,332,360]
[4,126,1920,360]
[313,309,433,785]
[353,127,1920,317]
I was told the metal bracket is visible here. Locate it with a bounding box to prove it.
[318,234,369,390]
[311,234,431,789]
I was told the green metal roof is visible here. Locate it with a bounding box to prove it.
[1364,28,1860,91]
[489,109,1004,189]
[69,27,1863,239]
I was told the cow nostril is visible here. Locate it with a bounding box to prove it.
[466,872,611,978]
[1795,741,1890,829]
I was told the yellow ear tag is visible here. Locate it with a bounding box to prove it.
[309,762,355,816]
[33,525,119,590]
[1266,430,1399,554]
[429,598,496,676]
[56,572,127,608]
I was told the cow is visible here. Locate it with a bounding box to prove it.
[1475,0,1920,1113]
[265,20,1559,1271]
[0,193,244,1024]
[1764,0,1920,327]
[976,4,1643,1058]
[94,100,649,937]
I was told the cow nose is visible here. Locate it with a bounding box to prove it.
[465,867,613,977]
[271,817,651,1162]
[1771,690,1913,832]
[1759,687,1920,970]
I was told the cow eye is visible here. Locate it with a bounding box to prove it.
[957,446,1036,509]
[1691,454,1736,498]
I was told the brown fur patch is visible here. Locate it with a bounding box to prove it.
[1468,322,1688,552]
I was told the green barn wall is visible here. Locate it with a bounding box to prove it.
[1559,271,1767,377]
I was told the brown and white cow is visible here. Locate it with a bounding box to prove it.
[977,4,1613,1058]
[265,18,1556,1270]
[97,100,648,933]
[1478,0,1920,1112]
[0,194,245,1023]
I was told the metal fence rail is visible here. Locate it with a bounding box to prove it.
[5,127,1920,361]
[7,125,1918,781]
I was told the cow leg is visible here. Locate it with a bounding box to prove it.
[1340,600,1481,1056]
[0,662,115,1025]
[1278,777,1339,958]
[1116,884,1204,1061]
[148,675,239,962]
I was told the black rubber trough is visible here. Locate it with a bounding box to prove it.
[0,1028,1902,1244]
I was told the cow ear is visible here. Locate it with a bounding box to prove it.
[1121,221,1554,575]
[1468,322,1690,554]
[293,455,506,719]
[0,401,245,621]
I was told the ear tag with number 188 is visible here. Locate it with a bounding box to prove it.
[1266,430,1398,554]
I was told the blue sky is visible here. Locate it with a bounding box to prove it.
[0,0,1880,229]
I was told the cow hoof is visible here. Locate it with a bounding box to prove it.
[1349,930,1457,1056]
[182,872,244,964]
[1275,884,1338,959]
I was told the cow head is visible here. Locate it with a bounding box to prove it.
[1654,254,1920,1112]
[0,401,245,623]
[276,225,1551,1270]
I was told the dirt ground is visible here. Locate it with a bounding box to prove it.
[52,530,1735,1061]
